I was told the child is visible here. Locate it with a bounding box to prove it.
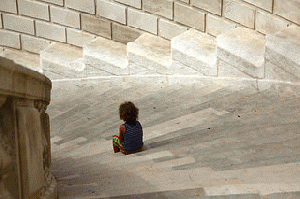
[113,101,143,155]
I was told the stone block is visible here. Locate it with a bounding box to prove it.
[265,25,300,78]
[143,0,173,19]
[170,60,205,75]
[256,10,289,35]
[224,0,255,28]
[42,0,63,6]
[112,23,142,43]
[206,14,237,37]
[114,0,141,9]
[36,21,66,42]
[217,28,265,79]
[50,6,80,28]
[171,29,217,76]
[0,0,17,14]
[159,19,187,40]
[243,0,273,12]
[129,62,160,75]
[218,59,252,78]
[3,14,34,35]
[81,14,111,39]
[16,107,44,198]
[86,65,114,77]
[65,0,95,14]
[21,34,52,54]
[83,37,128,75]
[179,0,189,3]
[66,28,96,47]
[0,29,20,49]
[127,33,172,74]
[174,2,205,31]
[41,43,86,78]
[274,0,300,25]
[96,0,126,25]
[168,75,213,85]
[44,70,68,80]
[128,8,158,34]
[265,61,300,82]
[212,76,257,89]
[18,0,49,21]
[191,0,222,15]
[124,75,168,85]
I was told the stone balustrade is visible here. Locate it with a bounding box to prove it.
[0,56,57,199]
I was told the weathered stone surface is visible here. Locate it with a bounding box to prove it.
[218,59,252,78]
[18,0,49,21]
[217,28,265,78]
[172,29,217,76]
[86,65,114,77]
[171,60,205,75]
[174,2,205,31]
[112,23,142,43]
[66,28,96,48]
[43,0,63,6]
[256,10,289,35]
[224,0,255,28]
[0,0,17,14]
[274,0,300,25]
[96,0,126,25]
[265,25,300,78]
[191,0,222,15]
[36,21,66,42]
[129,63,160,75]
[81,14,111,39]
[265,61,300,82]
[243,0,273,12]
[50,6,80,28]
[41,43,85,78]
[128,8,158,34]
[0,29,20,49]
[127,33,172,74]
[0,14,2,28]
[159,19,187,40]
[206,14,237,37]
[3,13,34,35]
[84,37,128,75]
[115,0,141,8]
[65,0,95,14]
[143,0,173,19]
[21,35,52,54]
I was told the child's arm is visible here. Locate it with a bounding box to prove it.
[119,125,126,143]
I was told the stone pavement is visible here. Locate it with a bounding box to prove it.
[47,80,300,199]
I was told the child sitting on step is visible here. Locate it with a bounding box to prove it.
[113,101,143,155]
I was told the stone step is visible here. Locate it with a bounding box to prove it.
[172,29,217,76]
[127,33,172,75]
[40,42,86,80]
[83,37,128,76]
[0,48,42,73]
[217,28,265,79]
[265,25,300,82]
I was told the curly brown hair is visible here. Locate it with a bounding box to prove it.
[119,101,139,123]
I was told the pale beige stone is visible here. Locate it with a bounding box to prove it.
[81,14,111,39]
[18,0,49,21]
[218,59,252,78]
[274,0,300,25]
[66,28,96,47]
[206,14,237,37]
[112,23,142,43]
[114,0,141,9]
[3,14,34,35]
[0,29,20,49]
[96,0,126,25]
[143,0,173,19]
[256,10,289,35]
[243,0,273,12]
[191,0,222,15]
[0,0,17,14]
[51,6,80,28]
[42,0,63,6]
[159,19,187,40]
[174,2,205,31]
[65,0,95,14]
[265,61,300,82]
[21,34,52,54]
[179,0,189,3]
[128,8,158,34]
[36,20,66,42]
[224,0,255,28]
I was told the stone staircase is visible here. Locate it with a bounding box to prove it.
[47,79,300,199]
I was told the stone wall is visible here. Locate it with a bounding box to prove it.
[0,57,57,199]
[0,0,299,50]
